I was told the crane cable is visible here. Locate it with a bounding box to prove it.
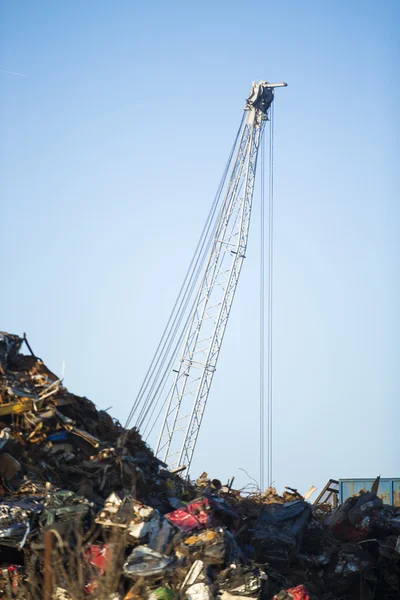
[125,114,245,432]
[259,126,265,493]
[136,114,246,434]
[267,102,275,488]
[260,104,275,492]
[141,126,250,440]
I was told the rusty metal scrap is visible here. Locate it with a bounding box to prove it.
[0,332,399,599]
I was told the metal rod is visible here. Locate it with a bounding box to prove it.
[23,333,37,358]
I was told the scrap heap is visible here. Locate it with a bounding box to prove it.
[0,332,399,599]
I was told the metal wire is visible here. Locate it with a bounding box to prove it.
[141,155,249,438]
[267,103,275,487]
[125,115,245,432]
[125,188,220,429]
[259,130,266,493]
[135,116,246,434]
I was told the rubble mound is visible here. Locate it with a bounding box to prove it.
[0,333,399,599]
[0,332,161,502]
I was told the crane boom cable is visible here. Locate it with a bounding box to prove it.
[143,381,173,441]
[141,161,250,436]
[133,200,222,431]
[125,115,245,430]
[137,159,244,431]
[259,131,266,493]
[267,103,274,487]
[134,116,246,433]
[126,173,224,429]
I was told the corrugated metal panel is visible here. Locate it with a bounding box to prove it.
[339,479,400,505]
[393,481,400,507]
[340,480,367,501]
[377,481,391,504]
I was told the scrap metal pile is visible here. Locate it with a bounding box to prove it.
[0,332,399,599]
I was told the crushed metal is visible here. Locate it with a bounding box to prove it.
[0,332,399,599]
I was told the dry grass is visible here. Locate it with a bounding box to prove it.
[6,526,147,600]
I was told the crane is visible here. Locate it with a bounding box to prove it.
[126,80,287,476]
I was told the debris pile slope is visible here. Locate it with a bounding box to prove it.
[0,332,399,599]
[0,332,162,502]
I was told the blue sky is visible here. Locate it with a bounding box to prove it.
[1,1,399,495]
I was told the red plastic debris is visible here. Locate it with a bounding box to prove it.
[273,585,310,600]
[165,497,239,533]
[84,543,111,573]
[0,565,24,594]
[164,507,201,532]
[287,585,310,600]
[165,498,213,532]
[7,565,22,590]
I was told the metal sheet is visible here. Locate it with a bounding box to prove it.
[339,479,400,505]
[393,481,400,507]
[378,481,391,504]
